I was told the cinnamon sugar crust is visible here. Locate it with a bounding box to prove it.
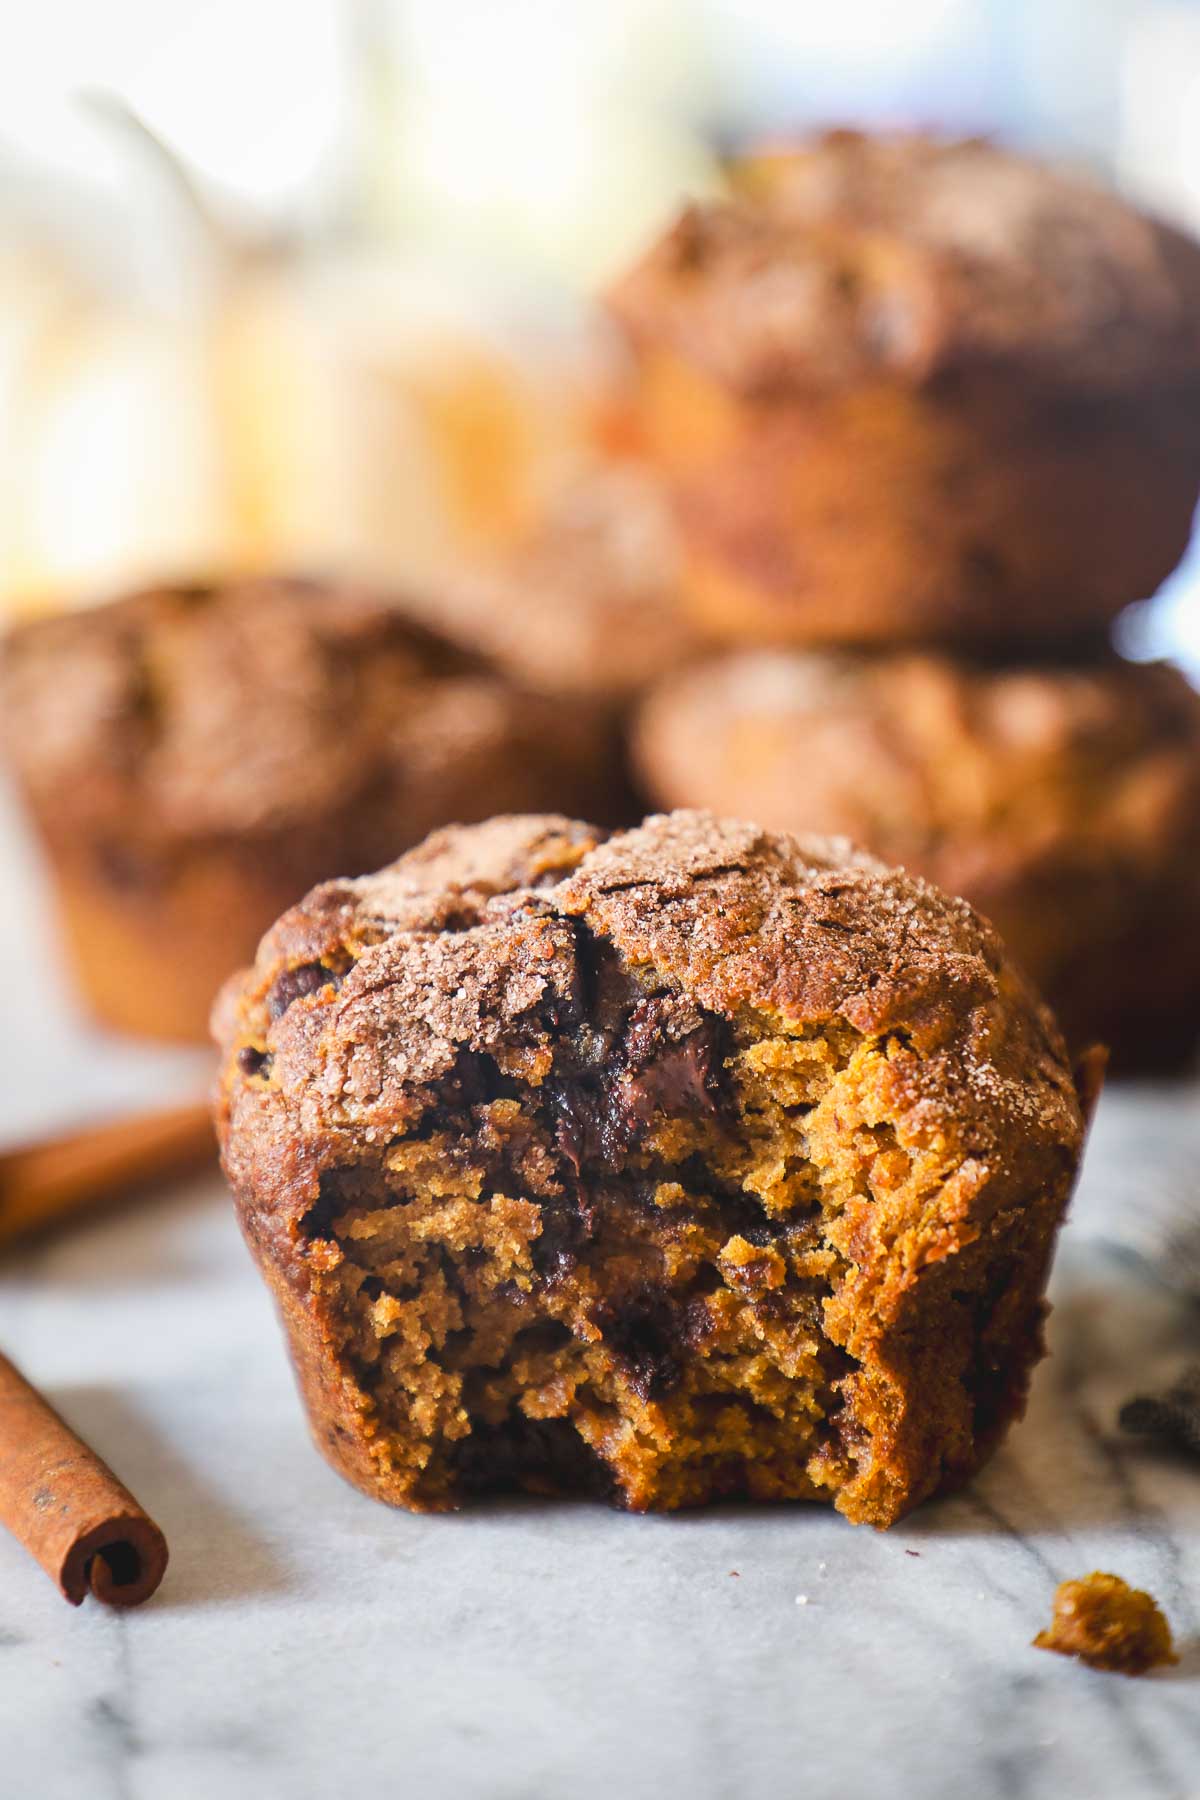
[611,132,1200,398]
[214,809,1085,1526]
[0,576,613,874]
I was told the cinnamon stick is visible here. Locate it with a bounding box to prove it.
[0,1352,168,1606]
[0,1101,214,1251]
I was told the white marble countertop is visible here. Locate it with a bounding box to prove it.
[1,780,1198,1800]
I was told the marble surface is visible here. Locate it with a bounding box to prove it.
[1,782,1198,1800]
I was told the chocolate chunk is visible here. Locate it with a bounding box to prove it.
[683,1291,717,1348]
[617,1001,725,1133]
[268,961,337,1020]
[547,998,727,1178]
[549,1078,629,1176]
[237,1045,271,1078]
[550,1080,595,1175]
[448,1414,613,1498]
[441,1050,513,1110]
[619,996,667,1062]
[593,1289,683,1400]
[531,1198,597,1284]
[299,1166,369,1240]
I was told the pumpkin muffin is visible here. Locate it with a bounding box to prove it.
[634,649,1200,1068]
[213,809,1087,1525]
[411,467,701,709]
[608,131,1200,646]
[0,576,615,1042]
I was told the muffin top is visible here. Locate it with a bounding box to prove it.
[215,808,1080,1196]
[411,468,702,703]
[0,575,605,854]
[634,649,1200,890]
[609,131,1200,397]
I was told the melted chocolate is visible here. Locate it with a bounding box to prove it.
[546,985,728,1178]
[448,1414,613,1498]
[592,1288,684,1400]
[268,961,339,1020]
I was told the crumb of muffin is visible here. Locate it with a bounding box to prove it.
[1034,1573,1178,1674]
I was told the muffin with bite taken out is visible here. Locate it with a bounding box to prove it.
[213,808,1089,1524]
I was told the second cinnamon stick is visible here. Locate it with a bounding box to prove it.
[0,1352,168,1606]
[0,1101,214,1252]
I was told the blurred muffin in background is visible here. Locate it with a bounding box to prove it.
[408,466,703,711]
[609,130,1200,648]
[0,574,617,1043]
[634,647,1200,1069]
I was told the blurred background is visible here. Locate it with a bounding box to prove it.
[1,0,1198,670]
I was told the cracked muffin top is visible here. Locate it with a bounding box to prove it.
[633,650,1200,891]
[0,576,610,854]
[608,130,1200,397]
[216,808,1081,1199]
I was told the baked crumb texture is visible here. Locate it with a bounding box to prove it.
[214,811,1085,1526]
[1034,1573,1178,1675]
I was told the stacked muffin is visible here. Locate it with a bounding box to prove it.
[401,464,702,717]
[614,131,1200,1069]
[0,575,621,1042]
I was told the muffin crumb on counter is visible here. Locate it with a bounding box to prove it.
[1034,1573,1178,1675]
